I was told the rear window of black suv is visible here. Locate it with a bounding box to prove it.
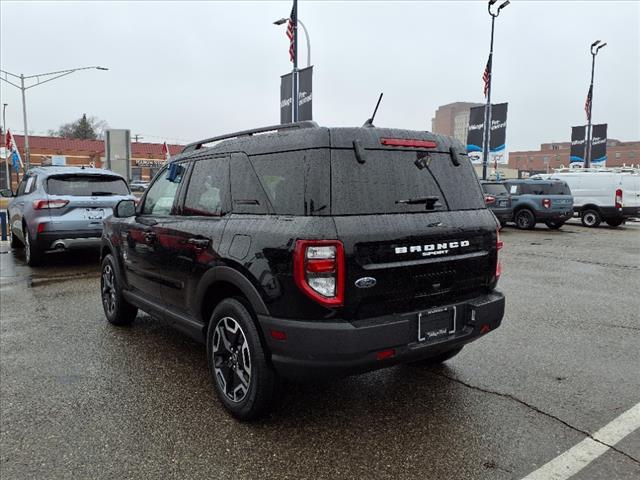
[330,150,485,215]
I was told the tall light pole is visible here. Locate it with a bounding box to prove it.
[2,103,8,189]
[481,0,510,181]
[584,40,606,168]
[0,66,108,170]
[274,17,311,68]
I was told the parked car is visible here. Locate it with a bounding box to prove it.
[502,178,574,230]
[100,122,505,420]
[480,181,513,227]
[129,180,149,193]
[532,169,640,227]
[5,166,134,266]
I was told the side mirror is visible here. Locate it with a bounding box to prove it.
[0,188,14,198]
[114,199,136,218]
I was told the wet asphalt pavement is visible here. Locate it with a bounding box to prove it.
[1,220,639,480]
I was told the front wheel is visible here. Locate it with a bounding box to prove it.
[581,209,601,228]
[207,298,278,421]
[605,218,624,227]
[515,209,536,230]
[545,220,565,230]
[101,254,138,326]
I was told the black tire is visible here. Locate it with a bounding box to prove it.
[514,209,536,230]
[605,219,624,227]
[499,221,507,230]
[206,298,278,421]
[23,225,43,266]
[545,220,565,230]
[581,209,601,228]
[101,254,138,326]
[9,227,22,249]
[409,346,464,367]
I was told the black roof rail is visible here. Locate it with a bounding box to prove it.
[181,121,319,153]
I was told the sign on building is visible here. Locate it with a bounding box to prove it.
[105,129,132,181]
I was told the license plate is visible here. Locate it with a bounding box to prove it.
[498,200,507,207]
[418,306,456,342]
[85,208,105,220]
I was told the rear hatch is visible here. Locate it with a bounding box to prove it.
[523,181,573,212]
[482,182,511,208]
[330,128,498,320]
[44,173,132,232]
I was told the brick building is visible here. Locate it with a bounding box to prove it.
[431,101,483,145]
[508,139,640,176]
[1,135,182,189]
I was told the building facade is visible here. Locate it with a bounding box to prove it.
[431,101,483,145]
[1,135,182,189]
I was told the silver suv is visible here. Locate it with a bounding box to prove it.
[4,166,134,266]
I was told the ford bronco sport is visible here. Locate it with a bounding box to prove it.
[100,122,505,420]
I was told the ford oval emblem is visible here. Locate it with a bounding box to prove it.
[355,277,377,289]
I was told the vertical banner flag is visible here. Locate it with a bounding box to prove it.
[5,129,23,173]
[466,103,508,165]
[570,126,586,165]
[162,142,170,161]
[590,123,608,165]
[280,66,313,124]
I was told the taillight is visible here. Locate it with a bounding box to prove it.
[485,195,496,205]
[33,199,69,210]
[615,189,623,209]
[294,240,345,307]
[542,198,551,209]
[380,138,437,148]
[495,229,503,281]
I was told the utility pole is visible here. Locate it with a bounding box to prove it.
[584,40,606,168]
[481,0,510,181]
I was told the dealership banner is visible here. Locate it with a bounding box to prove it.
[280,66,313,124]
[590,123,607,165]
[570,126,586,165]
[466,103,508,165]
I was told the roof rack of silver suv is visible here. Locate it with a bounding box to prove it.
[181,121,319,154]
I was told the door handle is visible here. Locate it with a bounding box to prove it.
[187,237,210,248]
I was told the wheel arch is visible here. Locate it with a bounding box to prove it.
[580,204,602,215]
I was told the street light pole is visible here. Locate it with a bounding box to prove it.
[481,0,510,181]
[0,66,109,170]
[584,40,606,168]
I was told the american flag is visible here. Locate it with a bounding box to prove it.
[483,54,492,98]
[161,141,170,161]
[584,85,593,120]
[286,5,295,62]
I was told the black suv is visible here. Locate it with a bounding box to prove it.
[100,122,505,420]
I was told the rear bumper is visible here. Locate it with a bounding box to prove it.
[535,210,573,222]
[258,291,505,380]
[37,230,103,251]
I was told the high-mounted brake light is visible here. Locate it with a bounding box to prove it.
[33,199,69,210]
[294,240,345,307]
[485,195,496,205]
[542,198,551,209]
[615,188,623,209]
[380,138,437,149]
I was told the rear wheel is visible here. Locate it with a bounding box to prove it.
[207,298,278,421]
[605,218,624,227]
[515,209,536,230]
[409,346,464,366]
[23,226,43,267]
[101,254,138,326]
[545,220,565,230]
[581,209,601,228]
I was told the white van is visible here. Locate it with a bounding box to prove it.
[533,168,640,227]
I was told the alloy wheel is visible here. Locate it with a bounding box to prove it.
[212,316,252,403]
[101,264,117,316]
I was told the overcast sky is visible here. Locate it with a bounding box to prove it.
[1,0,638,151]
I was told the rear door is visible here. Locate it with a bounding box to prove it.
[45,174,132,235]
[621,174,640,209]
[330,145,497,320]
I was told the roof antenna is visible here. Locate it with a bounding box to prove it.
[363,92,383,128]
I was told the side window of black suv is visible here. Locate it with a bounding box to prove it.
[183,156,230,216]
[142,165,185,216]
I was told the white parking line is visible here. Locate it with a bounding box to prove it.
[521,402,640,480]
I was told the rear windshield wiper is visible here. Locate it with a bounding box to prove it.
[91,191,115,196]
[395,196,442,210]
